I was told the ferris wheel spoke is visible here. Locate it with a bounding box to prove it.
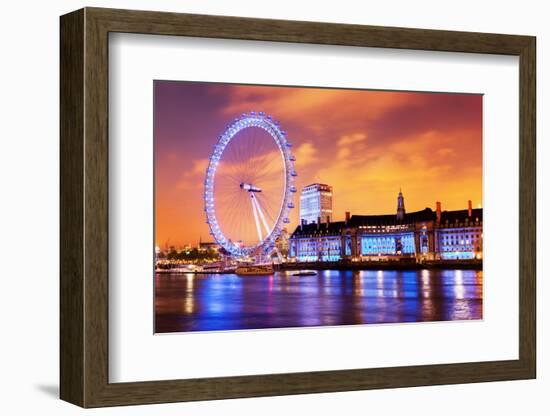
[253,173,282,192]
[216,170,242,187]
[253,155,284,181]
[250,130,271,175]
[221,160,245,183]
[251,152,274,177]
[222,193,245,228]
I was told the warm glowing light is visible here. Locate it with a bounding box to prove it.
[184,297,194,314]
[421,269,430,287]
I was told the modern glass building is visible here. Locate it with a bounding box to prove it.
[289,192,482,263]
[299,183,333,225]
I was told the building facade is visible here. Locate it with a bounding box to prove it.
[299,183,333,225]
[198,241,219,253]
[289,192,482,262]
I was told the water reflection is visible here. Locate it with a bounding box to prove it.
[155,269,483,333]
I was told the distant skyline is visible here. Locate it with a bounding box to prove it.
[155,81,482,248]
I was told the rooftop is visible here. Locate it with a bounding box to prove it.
[302,183,332,191]
[291,207,483,237]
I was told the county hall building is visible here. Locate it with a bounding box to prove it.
[289,189,483,262]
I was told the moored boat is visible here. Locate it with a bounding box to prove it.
[235,264,273,276]
[291,270,317,276]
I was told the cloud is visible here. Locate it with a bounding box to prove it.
[437,147,455,157]
[293,142,318,166]
[311,128,482,217]
[219,86,423,136]
[337,133,367,147]
[337,147,351,160]
[336,132,369,160]
[166,152,178,162]
[175,158,208,190]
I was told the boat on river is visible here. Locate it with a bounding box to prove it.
[235,264,273,276]
[291,270,317,276]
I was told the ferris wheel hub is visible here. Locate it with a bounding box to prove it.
[240,182,262,192]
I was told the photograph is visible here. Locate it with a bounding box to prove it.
[154,81,484,333]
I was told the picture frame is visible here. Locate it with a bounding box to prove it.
[60,7,536,408]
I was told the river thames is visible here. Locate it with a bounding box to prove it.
[155,269,482,333]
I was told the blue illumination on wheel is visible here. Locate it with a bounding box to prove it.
[204,112,296,257]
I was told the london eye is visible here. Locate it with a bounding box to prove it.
[204,112,297,257]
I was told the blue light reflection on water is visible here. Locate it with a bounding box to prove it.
[155,269,482,333]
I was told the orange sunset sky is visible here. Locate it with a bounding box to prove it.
[155,81,482,249]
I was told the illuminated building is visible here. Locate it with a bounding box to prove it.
[155,245,161,266]
[299,183,333,225]
[436,200,483,260]
[289,191,482,262]
[275,228,290,255]
[198,241,219,253]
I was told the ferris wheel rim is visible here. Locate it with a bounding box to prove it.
[204,112,296,257]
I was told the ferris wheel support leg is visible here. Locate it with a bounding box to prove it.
[251,194,271,237]
[250,194,263,242]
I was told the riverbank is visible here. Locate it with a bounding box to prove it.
[156,259,482,274]
[279,259,482,271]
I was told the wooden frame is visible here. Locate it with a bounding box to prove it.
[60,7,536,408]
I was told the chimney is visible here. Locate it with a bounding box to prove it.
[436,201,442,222]
[468,200,472,217]
[345,211,351,225]
[326,215,330,224]
[317,216,321,230]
